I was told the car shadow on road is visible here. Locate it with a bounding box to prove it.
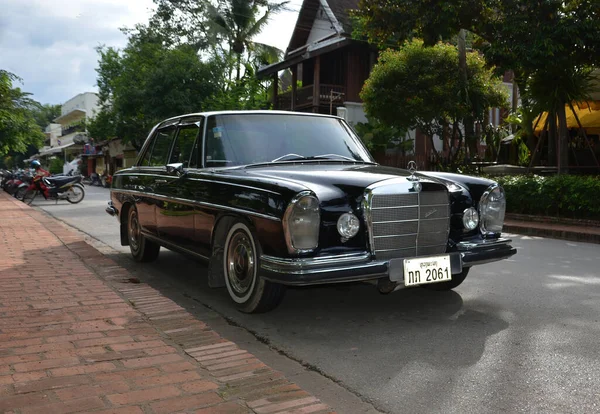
[74,244,515,413]
[110,248,509,368]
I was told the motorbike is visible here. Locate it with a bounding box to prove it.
[22,174,85,205]
[2,171,31,198]
[14,175,33,200]
[82,172,103,186]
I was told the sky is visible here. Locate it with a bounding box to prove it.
[0,0,304,106]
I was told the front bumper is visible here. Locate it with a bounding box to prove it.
[106,201,118,217]
[260,238,516,286]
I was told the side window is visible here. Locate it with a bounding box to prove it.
[169,123,201,168]
[148,127,177,166]
[205,116,237,167]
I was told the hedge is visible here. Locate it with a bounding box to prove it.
[495,175,600,220]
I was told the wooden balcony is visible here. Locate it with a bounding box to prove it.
[276,84,346,111]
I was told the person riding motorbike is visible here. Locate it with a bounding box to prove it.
[30,160,51,198]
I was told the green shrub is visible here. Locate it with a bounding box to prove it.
[48,158,63,174]
[496,174,600,219]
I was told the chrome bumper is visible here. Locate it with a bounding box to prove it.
[106,201,118,217]
[260,238,516,286]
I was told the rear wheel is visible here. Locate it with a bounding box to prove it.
[127,207,160,262]
[66,184,85,204]
[222,221,285,313]
[422,268,470,291]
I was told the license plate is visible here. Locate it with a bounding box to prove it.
[403,255,451,287]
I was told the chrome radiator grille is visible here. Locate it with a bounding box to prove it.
[368,189,450,260]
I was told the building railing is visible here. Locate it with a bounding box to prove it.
[61,123,86,136]
[318,84,346,104]
[275,84,346,110]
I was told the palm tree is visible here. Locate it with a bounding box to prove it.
[208,0,288,81]
[527,65,597,173]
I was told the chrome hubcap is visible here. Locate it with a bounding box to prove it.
[226,231,255,298]
[129,212,140,251]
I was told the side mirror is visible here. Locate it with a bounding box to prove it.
[166,163,185,177]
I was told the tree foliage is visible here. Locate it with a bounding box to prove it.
[361,40,507,143]
[30,104,61,130]
[0,70,45,157]
[207,0,287,79]
[90,0,285,147]
[90,33,221,148]
[353,0,600,171]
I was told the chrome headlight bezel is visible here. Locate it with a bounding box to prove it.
[478,184,506,237]
[282,191,320,254]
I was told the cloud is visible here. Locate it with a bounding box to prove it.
[0,0,301,106]
[0,0,155,105]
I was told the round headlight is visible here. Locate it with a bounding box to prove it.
[479,184,506,235]
[337,213,360,239]
[283,193,320,253]
[463,207,479,230]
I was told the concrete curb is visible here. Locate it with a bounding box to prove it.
[504,220,600,244]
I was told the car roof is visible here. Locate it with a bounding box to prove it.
[157,110,342,128]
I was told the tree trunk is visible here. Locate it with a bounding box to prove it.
[458,29,476,159]
[511,72,519,115]
[556,104,569,174]
[236,53,241,82]
[548,111,557,166]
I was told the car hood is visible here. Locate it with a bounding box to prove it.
[236,162,446,203]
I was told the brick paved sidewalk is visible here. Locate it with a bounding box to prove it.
[0,192,334,414]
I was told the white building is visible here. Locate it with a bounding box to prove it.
[39,92,100,160]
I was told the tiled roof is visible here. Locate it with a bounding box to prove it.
[327,0,359,33]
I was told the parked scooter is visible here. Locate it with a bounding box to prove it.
[22,174,85,205]
[2,170,32,198]
[14,175,33,200]
[82,172,102,186]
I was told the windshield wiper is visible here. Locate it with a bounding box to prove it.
[271,153,361,163]
[271,153,305,162]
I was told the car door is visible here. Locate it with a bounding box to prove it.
[135,125,178,236]
[154,118,207,254]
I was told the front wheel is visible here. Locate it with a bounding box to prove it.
[15,187,27,200]
[422,268,470,291]
[128,207,160,262]
[66,184,85,204]
[22,189,37,205]
[223,221,285,313]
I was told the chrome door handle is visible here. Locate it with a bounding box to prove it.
[156,179,167,183]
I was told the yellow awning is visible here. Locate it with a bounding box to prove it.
[534,101,600,135]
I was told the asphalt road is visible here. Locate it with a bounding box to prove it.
[32,186,600,414]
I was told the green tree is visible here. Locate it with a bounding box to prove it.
[207,0,288,81]
[0,70,45,157]
[90,34,220,148]
[148,0,285,102]
[361,40,507,158]
[353,0,600,172]
[31,104,61,129]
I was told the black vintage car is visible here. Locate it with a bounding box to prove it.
[106,110,516,313]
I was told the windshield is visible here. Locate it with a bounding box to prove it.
[204,113,374,167]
